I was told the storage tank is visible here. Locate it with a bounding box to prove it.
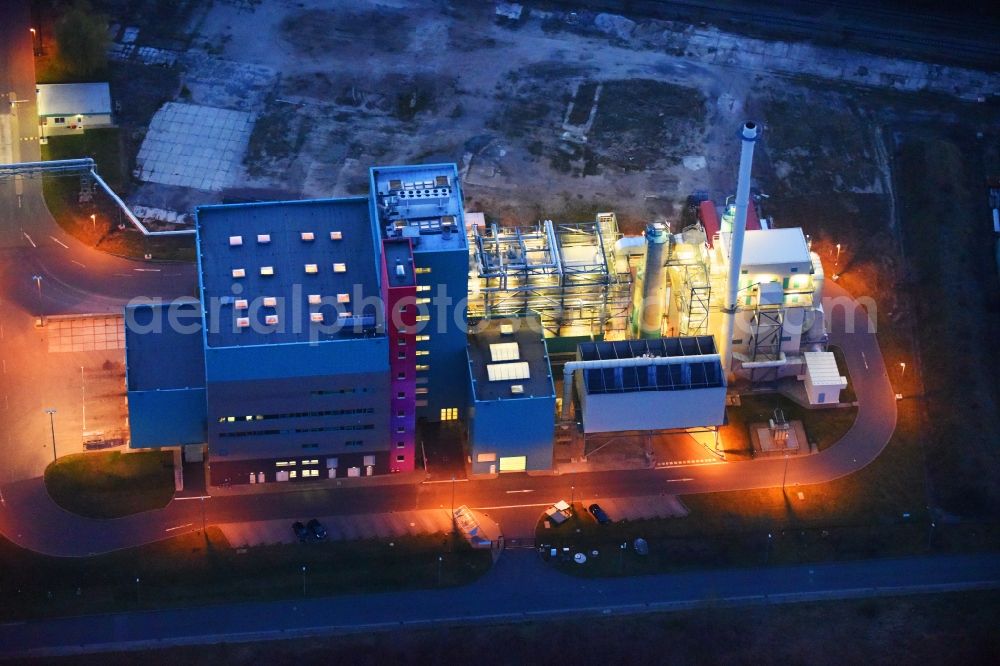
[639,222,669,338]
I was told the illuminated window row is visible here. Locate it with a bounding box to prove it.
[218,407,374,423]
[218,424,375,438]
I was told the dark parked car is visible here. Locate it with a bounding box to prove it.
[292,521,309,542]
[588,503,611,524]
[306,518,328,541]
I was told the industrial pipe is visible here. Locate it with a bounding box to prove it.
[560,353,722,420]
[639,222,669,338]
[719,121,760,376]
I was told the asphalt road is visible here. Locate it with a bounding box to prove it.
[0,0,197,482]
[2,550,997,658]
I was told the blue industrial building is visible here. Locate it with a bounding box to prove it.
[370,164,469,423]
[124,298,206,448]
[125,164,475,486]
[466,315,556,474]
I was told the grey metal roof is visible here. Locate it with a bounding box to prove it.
[196,197,381,348]
[468,316,554,402]
[36,82,112,117]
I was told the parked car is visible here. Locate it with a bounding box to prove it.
[306,518,328,541]
[588,503,611,525]
[292,521,309,543]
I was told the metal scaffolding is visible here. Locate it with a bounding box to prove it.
[468,214,631,341]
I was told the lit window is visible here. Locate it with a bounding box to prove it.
[333,262,347,273]
[337,293,350,303]
[415,364,429,371]
[229,235,243,246]
[416,297,431,305]
[302,459,319,465]
[440,407,458,421]
[302,469,319,478]
[257,234,271,244]
[415,335,430,342]
[415,315,430,322]
[415,350,429,356]
[232,268,245,278]
[226,416,236,422]
[289,470,298,479]
[330,231,342,240]
[415,285,431,292]
[260,266,274,276]
[301,232,315,241]
[476,452,497,463]
[263,296,277,307]
[305,263,318,274]
[415,267,431,274]
[308,294,321,305]
[415,387,428,395]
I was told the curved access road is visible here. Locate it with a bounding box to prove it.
[0,277,896,557]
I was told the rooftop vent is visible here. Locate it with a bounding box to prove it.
[300,231,315,241]
[511,384,524,395]
[500,323,514,336]
[234,299,248,310]
[236,317,250,328]
[487,362,530,382]
[389,179,403,191]
[435,175,449,187]
[333,262,347,273]
[490,342,520,362]
[260,266,274,276]
[395,261,406,277]
[232,268,246,278]
[263,296,277,307]
[337,293,350,304]
[257,234,271,244]
[265,314,279,326]
[310,312,324,323]
[330,231,342,240]
[305,263,318,274]
[307,294,321,305]
[229,235,243,246]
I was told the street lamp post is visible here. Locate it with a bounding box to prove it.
[135,577,140,605]
[90,213,96,229]
[766,533,772,564]
[44,408,57,463]
[437,555,443,586]
[81,366,86,432]
[571,485,575,509]
[301,565,306,597]
[835,243,842,266]
[899,362,907,379]
[32,275,44,324]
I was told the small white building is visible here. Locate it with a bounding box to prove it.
[802,351,848,405]
[36,83,113,137]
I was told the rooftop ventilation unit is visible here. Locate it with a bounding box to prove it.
[395,260,406,277]
[257,234,271,244]
[232,268,246,278]
[229,235,243,246]
[389,179,402,191]
[333,262,347,273]
[236,317,250,328]
[260,266,274,276]
[305,263,318,274]
[500,323,514,336]
[435,175,449,187]
[337,293,350,303]
[310,312,324,323]
[511,384,524,395]
[235,299,248,310]
[301,232,315,241]
[307,294,321,305]
[263,296,277,307]
[330,231,342,240]
[265,314,279,326]
[490,342,520,362]
[487,361,530,382]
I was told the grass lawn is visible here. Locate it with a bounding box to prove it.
[729,393,858,454]
[39,130,196,262]
[44,451,175,519]
[0,530,492,621]
[76,590,999,664]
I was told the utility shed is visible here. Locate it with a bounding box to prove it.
[36,82,113,135]
[802,351,848,405]
[467,315,555,474]
[125,299,207,447]
[740,227,812,275]
[576,336,726,433]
